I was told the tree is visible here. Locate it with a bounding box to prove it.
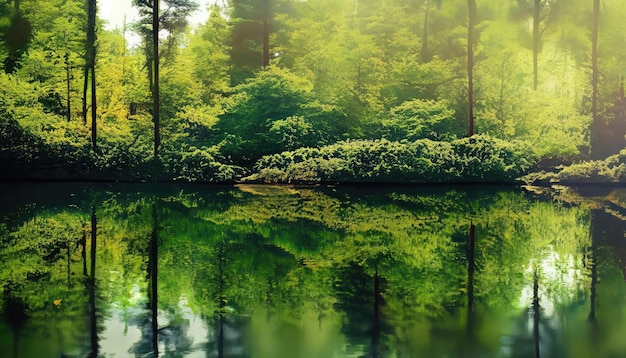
[421,0,443,63]
[591,0,600,157]
[467,0,476,137]
[132,0,199,156]
[511,0,557,90]
[86,0,97,152]
[186,4,232,104]
[1,0,33,73]
[153,0,160,156]
[229,0,287,83]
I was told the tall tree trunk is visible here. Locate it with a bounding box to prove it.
[591,0,600,156]
[87,0,97,152]
[467,0,476,137]
[152,0,161,156]
[82,66,88,125]
[65,52,71,122]
[262,0,270,68]
[421,0,431,63]
[90,64,97,152]
[533,0,540,91]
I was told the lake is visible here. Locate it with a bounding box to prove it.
[0,183,625,357]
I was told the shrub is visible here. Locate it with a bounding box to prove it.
[163,145,244,182]
[247,135,536,183]
[557,149,626,183]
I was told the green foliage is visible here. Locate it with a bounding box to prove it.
[269,115,314,151]
[216,67,316,161]
[383,99,460,141]
[2,183,615,356]
[451,135,537,181]
[557,149,626,183]
[162,144,244,182]
[1,0,623,182]
[248,135,536,183]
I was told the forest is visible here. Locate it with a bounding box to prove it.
[1,0,625,183]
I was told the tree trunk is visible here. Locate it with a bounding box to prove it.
[87,0,97,152]
[262,0,270,68]
[533,0,540,91]
[65,52,71,122]
[421,0,431,63]
[90,64,97,152]
[82,65,88,125]
[153,0,161,156]
[467,0,476,137]
[591,0,599,156]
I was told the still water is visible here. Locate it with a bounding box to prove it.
[0,183,625,357]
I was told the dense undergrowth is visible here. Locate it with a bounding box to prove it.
[245,136,536,183]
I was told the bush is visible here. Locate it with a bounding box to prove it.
[247,135,536,183]
[557,149,626,183]
[452,135,536,181]
[162,144,245,182]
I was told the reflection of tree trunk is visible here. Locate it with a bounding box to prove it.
[467,223,476,335]
[66,241,71,286]
[82,229,87,277]
[149,204,159,355]
[588,218,598,326]
[4,286,28,358]
[266,278,274,322]
[533,270,541,358]
[212,239,227,358]
[218,314,225,358]
[89,206,98,357]
[372,267,382,357]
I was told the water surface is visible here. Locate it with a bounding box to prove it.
[1,183,625,357]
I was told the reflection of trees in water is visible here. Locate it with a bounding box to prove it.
[127,202,196,357]
[89,206,98,357]
[2,185,626,356]
[2,284,29,358]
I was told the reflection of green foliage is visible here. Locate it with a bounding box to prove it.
[1,184,620,357]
